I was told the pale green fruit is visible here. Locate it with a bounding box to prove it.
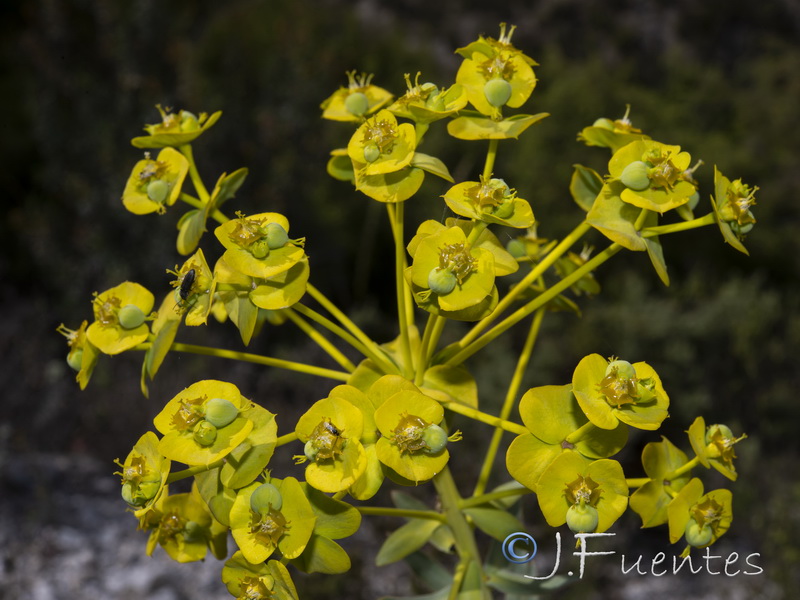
[146,179,170,204]
[428,268,457,295]
[250,482,283,514]
[204,397,239,428]
[422,424,447,454]
[67,349,83,371]
[605,359,636,380]
[118,304,146,329]
[566,503,599,533]
[345,92,369,117]
[193,420,218,446]
[620,161,651,191]
[251,239,270,259]
[363,143,381,163]
[685,519,713,547]
[483,78,512,107]
[264,223,288,249]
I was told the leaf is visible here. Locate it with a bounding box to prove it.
[250,259,310,309]
[209,167,248,214]
[569,164,604,212]
[327,152,355,182]
[421,364,478,408]
[463,507,525,542]
[220,403,278,489]
[355,165,425,203]
[290,533,351,574]
[405,551,453,591]
[410,153,454,183]
[302,483,361,539]
[176,209,206,255]
[376,518,442,566]
[447,112,549,140]
[585,181,646,251]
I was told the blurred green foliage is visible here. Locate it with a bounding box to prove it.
[2,0,798,595]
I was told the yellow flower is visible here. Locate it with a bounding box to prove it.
[122,148,189,214]
[86,281,154,355]
[131,105,222,149]
[347,109,416,176]
[321,71,393,122]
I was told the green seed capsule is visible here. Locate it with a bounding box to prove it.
[193,420,218,446]
[304,439,319,462]
[705,424,733,445]
[67,349,83,371]
[483,78,512,107]
[118,304,146,329]
[250,482,283,514]
[344,92,369,117]
[592,117,615,130]
[250,238,270,259]
[422,424,448,454]
[620,161,651,191]
[204,397,239,428]
[363,142,381,163]
[182,520,205,542]
[264,223,289,249]
[146,179,170,204]
[566,503,599,533]
[684,519,713,547]
[605,359,636,380]
[428,268,457,295]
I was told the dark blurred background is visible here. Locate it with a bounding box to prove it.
[1,0,798,598]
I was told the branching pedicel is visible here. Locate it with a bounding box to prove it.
[59,24,756,599]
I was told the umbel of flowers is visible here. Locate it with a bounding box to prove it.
[57,22,758,600]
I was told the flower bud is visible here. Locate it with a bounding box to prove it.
[118,304,146,329]
[428,268,457,295]
[344,92,369,117]
[67,349,83,371]
[204,397,239,428]
[620,161,651,191]
[193,420,218,446]
[363,142,381,163]
[422,424,447,454]
[250,482,283,514]
[483,78,512,108]
[146,179,170,204]
[263,223,288,249]
[251,238,270,259]
[566,503,599,533]
[684,519,713,547]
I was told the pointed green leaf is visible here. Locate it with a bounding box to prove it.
[463,507,525,542]
[570,164,603,212]
[290,533,351,574]
[410,153,454,183]
[447,112,549,140]
[586,181,646,251]
[376,518,442,566]
[176,209,206,256]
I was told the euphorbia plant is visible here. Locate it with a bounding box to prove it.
[59,23,757,598]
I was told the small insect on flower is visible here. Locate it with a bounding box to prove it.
[171,268,197,312]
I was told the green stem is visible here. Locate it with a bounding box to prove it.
[641,213,716,237]
[178,144,210,204]
[166,459,224,484]
[459,221,592,348]
[285,309,356,372]
[178,192,229,224]
[388,202,414,378]
[276,432,298,447]
[357,507,446,522]
[448,560,469,600]
[460,486,531,509]
[472,309,544,497]
[482,139,499,180]
[164,342,350,381]
[306,284,397,374]
[414,313,437,386]
[433,467,490,600]
[441,401,528,435]
[447,242,622,366]
[565,420,597,445]
[664,456,700,481]
[293,303,399,375]
[625,478,651,489]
